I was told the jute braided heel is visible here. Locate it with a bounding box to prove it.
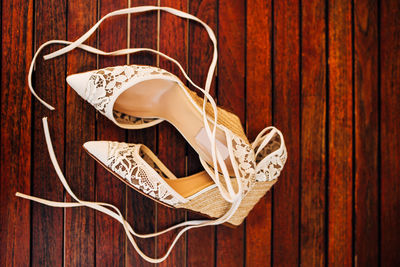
[176,180,277,226]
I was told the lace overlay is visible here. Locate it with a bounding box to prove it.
[106,142,182,206]
[253,132,287,182]
[255,150,287,181]
[230,134,256,195]
[113,110,157,126]
[85,65,172,125]
[222,127,287,196]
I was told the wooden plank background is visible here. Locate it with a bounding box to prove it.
[1,0,399,266]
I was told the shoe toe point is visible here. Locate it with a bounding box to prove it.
[83,141,109,164]
[66,72,93,99]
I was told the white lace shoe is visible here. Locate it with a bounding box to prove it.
[83,125,287,226]
[83,141,215,207]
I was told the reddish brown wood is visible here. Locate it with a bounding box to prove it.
[216,0,246,266]
[126,1,158,266]
[188,0,217,98]
[0,0,33,266]
[31,0,66,266]
[245,0,273,266]
[272,0,300,266]
[300,0,326,266]
[354,0,379,266]
[327,0,353,265]
[157,1,188,266]
[380,0,400,266]
[95,0,128,266]
[65,0,97,265]
[186,1,217,266]
[5,1,400,266]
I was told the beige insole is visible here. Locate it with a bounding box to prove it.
[164,172,215,198]
[114,79,234,174]
[139,144,215,198]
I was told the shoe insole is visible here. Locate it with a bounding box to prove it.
[164,171,215,198]
[139,144,215,198]
[113,79,234,174]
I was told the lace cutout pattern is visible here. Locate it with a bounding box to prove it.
[139,149,169,180]
[226,128,287,196]
[106,142,182,206]
[230,134,256,195]
[113,110,157,126]
[254,133,287,182]
[85,65,173,118]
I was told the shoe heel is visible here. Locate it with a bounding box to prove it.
[177,180,277,226]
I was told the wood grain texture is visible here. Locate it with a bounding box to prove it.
[380,0,400,266]
[65,0,97,265]
[300,0,326,266]
[31,0,66,266]
[95,0,128,266]
[0,0,33,266]
[327,0,353,265]
[187,0,217,266]
[354,0,379,266]
[3,0,400,266]
[272,0,300,266]
[127,0,158,265]
[157,1,187,266]
[216,0,246,266]
[245,0,273,266]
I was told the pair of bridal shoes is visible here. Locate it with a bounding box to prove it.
[17,6,287,263]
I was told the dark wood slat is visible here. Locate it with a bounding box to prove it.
[187,0,217,266]
[95,0,128,266]
[272,0,300,265]
[157,1,188,266]
[216,0,245,266]
[31,0,66,266]
[188,0,217,98]
[300,0,326,266]
[126,0,158,266]
[380,0,400,266]
[0,0,33,266]
[245,0,273,266]
[327,0,353,265]
[65,0,97,265]
[353,0,379,266]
